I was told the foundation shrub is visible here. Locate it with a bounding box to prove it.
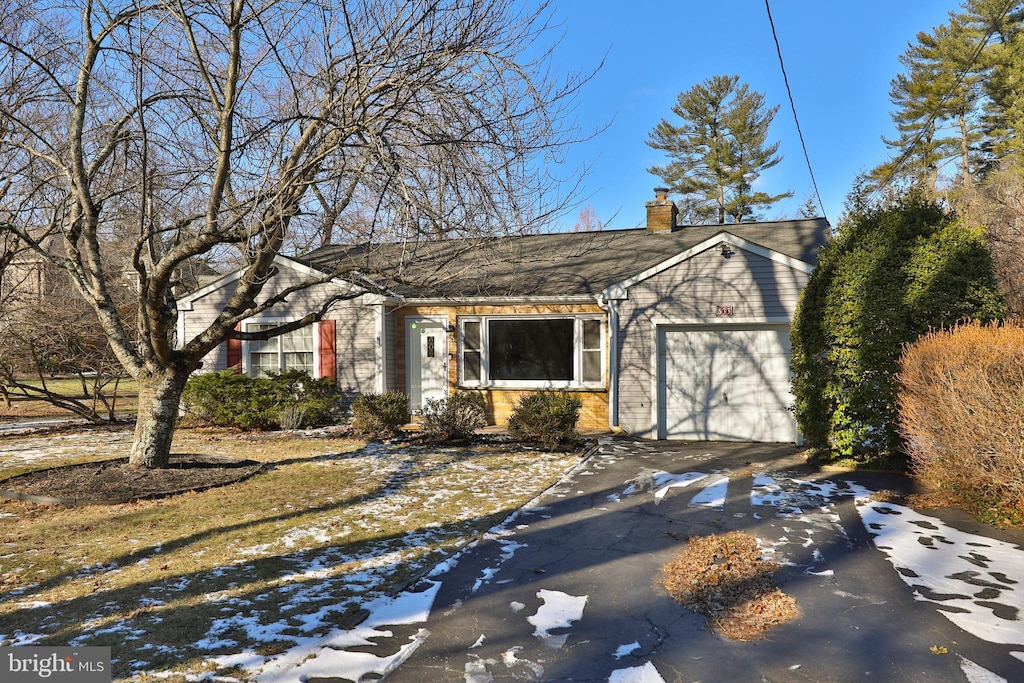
[420,392,487,442]
[350,391,409,439]
[899,321,1024,509]
[181,369,342,430]
[507,390,582,448]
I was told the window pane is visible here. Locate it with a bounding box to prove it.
[489,319,573,381]
[281,327,313,352]
[464,350,481,382]
[583,350,601,383]
[248,323,275,356]
[583,320,601,350]
[464,321,481,350]
[284,351,314,374]
[250,351,278,377]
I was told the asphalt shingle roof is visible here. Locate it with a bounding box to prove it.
[297,218,830,299]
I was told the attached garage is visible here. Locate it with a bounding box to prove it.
[607,221,823,443]
[656,324,798,442]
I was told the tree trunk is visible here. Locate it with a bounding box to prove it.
[129,368,190,468]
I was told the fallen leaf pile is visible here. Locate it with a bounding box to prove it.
[659,531,799,640]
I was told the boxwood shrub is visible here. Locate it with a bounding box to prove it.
[181,369,342,430]
[350,391,409,439]
[420,392,487,442]
[508,390,582,448]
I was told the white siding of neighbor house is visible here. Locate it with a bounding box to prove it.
[179,266,379,397]
[615,245,809,438]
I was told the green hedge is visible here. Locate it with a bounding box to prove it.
[181,369,342,430]
[791,194,1004,460]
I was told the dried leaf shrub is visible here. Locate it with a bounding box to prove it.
[899,320,1024,511]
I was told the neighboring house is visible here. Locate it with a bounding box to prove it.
[177,190,830,441]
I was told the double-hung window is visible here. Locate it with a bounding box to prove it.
[246,322,315,377]
[459,316,604,388]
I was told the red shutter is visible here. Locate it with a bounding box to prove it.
[318,320,336,379]
[226,323,242,374]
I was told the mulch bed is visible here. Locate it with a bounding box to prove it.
[659,531,798,640]
[0,455,264,505]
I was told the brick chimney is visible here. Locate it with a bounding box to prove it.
[645,187,678,232]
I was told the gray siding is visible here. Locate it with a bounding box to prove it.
[179,264,378,397]
[615,247,809,438]
[382,305,398,391]
[326,297,378,398]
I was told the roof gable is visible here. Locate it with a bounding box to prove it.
[601,231,815,300]
[176,254,360,311]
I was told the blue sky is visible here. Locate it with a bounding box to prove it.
[547,0,962,230]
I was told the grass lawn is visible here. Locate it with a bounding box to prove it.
[0,426,582,681]
[0,377,139,421]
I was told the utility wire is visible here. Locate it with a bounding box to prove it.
[867,0,1015,204]
[764,0,827,223]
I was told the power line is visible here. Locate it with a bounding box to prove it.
[764,0,827,223]
[868,0,1016,203]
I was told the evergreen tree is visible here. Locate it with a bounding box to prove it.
[872,1,1024,195]
[791,194,1005,460]
[971,0,1024,161]
[871,13,985,193]
[646,75,791,224]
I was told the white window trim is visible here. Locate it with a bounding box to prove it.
[458,314,605,390]
[241,318,322,378]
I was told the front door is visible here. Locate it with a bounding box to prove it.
[407,318,448,412]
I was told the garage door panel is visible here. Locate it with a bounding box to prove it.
[659,326,798,442]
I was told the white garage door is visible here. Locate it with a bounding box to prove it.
[657,325,798,442]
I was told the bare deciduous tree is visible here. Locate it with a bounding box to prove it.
[953,160,1024,316]
[572,204,604,232]
[0,0,591,467]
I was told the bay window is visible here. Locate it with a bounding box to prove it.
[459,316,604,388]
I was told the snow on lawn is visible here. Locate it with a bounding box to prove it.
[0,428,133,469]
[0,431,582,682]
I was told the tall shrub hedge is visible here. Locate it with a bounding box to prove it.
[181,369,341,430]
[899,321,1024,507]
[791,195,1004,460]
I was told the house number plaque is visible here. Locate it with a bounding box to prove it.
[716,306,734,317]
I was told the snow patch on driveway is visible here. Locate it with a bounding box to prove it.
[852,489,1024,647]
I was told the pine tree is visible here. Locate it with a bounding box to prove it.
[871,13,985,194]
[646,75,791,224]
[971,0,1024,162]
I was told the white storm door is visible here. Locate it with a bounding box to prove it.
[407,318,448,412]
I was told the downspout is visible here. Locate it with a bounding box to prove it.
[597,294,620,433]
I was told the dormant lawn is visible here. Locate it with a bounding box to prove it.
[0,426,582,681]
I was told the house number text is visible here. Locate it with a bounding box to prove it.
[716,306,734,317]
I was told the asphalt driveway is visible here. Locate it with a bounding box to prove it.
[308,438,1024,683]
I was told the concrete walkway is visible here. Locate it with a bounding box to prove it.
[313,438,1024,682]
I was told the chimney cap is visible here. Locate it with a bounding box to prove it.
[654,187,670,200]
